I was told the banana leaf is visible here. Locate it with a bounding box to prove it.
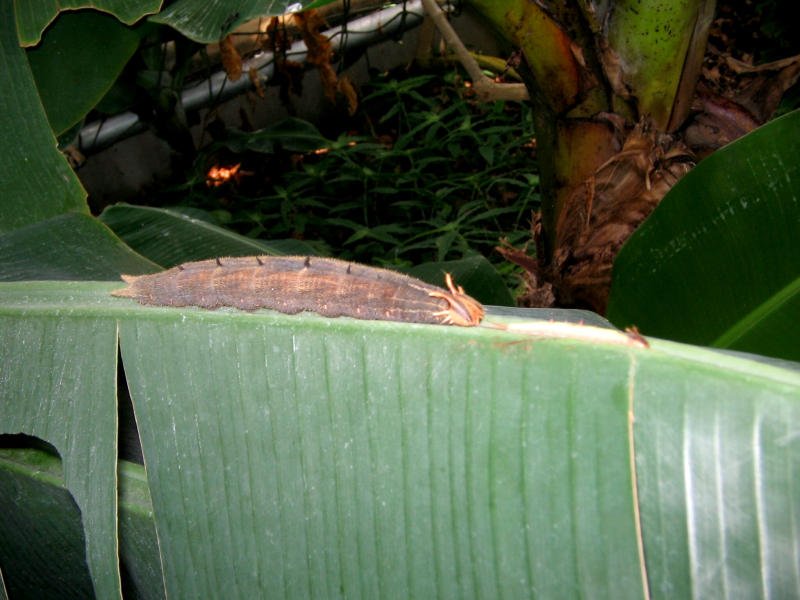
[0,213,159,282]
[0,286,120,598]
[150,0,315,43]
[0,0,86,233]
[2,2,798,596]
[99,204,321,267]
[608,109,800,362]
[1,281,798,598]
[14,0,160,47]
[0,448,162,599]
[27,11,141,135]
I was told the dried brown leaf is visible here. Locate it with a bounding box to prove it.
[338,76,358,115]
[551,119,694,312]
[249,67,265,98]
[294,9,338,102]
[496,228,556,308]
[220,34,242,81]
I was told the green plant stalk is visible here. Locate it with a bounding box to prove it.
[466,0,594,114]
[465,0,714,255]
[464,0,617,250]
[605,0,717,131]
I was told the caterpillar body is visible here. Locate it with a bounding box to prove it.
[112,255,485,327]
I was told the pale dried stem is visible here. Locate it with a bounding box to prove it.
[419,0,529,102]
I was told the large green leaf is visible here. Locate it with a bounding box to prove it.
[150,0,313,43]
[608,109,800,362]
[119,310,644,597]
[14,0,161,47]
[0,446,95,598]
[0,286,120,599]
[633,353,800,597]
[99,203,320,267]
[0,0,87,233]
[117,459,164,600]
[1,281,798,597]
[0,213,160,282]
[27,10,141,135]
[0,448,164,599]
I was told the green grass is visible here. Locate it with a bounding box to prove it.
[146,68,539,283]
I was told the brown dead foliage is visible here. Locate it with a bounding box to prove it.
[294,9,339,102]
[220,34,243,81]
[686,51,800,158]
[338,76,359,115]
[501,119,694,313]
[248,67,265,98]
[265,16,304,106]
[682,3,800,158]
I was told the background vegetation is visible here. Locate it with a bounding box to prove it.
[155,70,539,277]
[1,0,799,598]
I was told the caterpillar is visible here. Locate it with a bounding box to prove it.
[112,255,485,327]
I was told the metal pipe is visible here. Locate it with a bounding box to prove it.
[78,1,426,152]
